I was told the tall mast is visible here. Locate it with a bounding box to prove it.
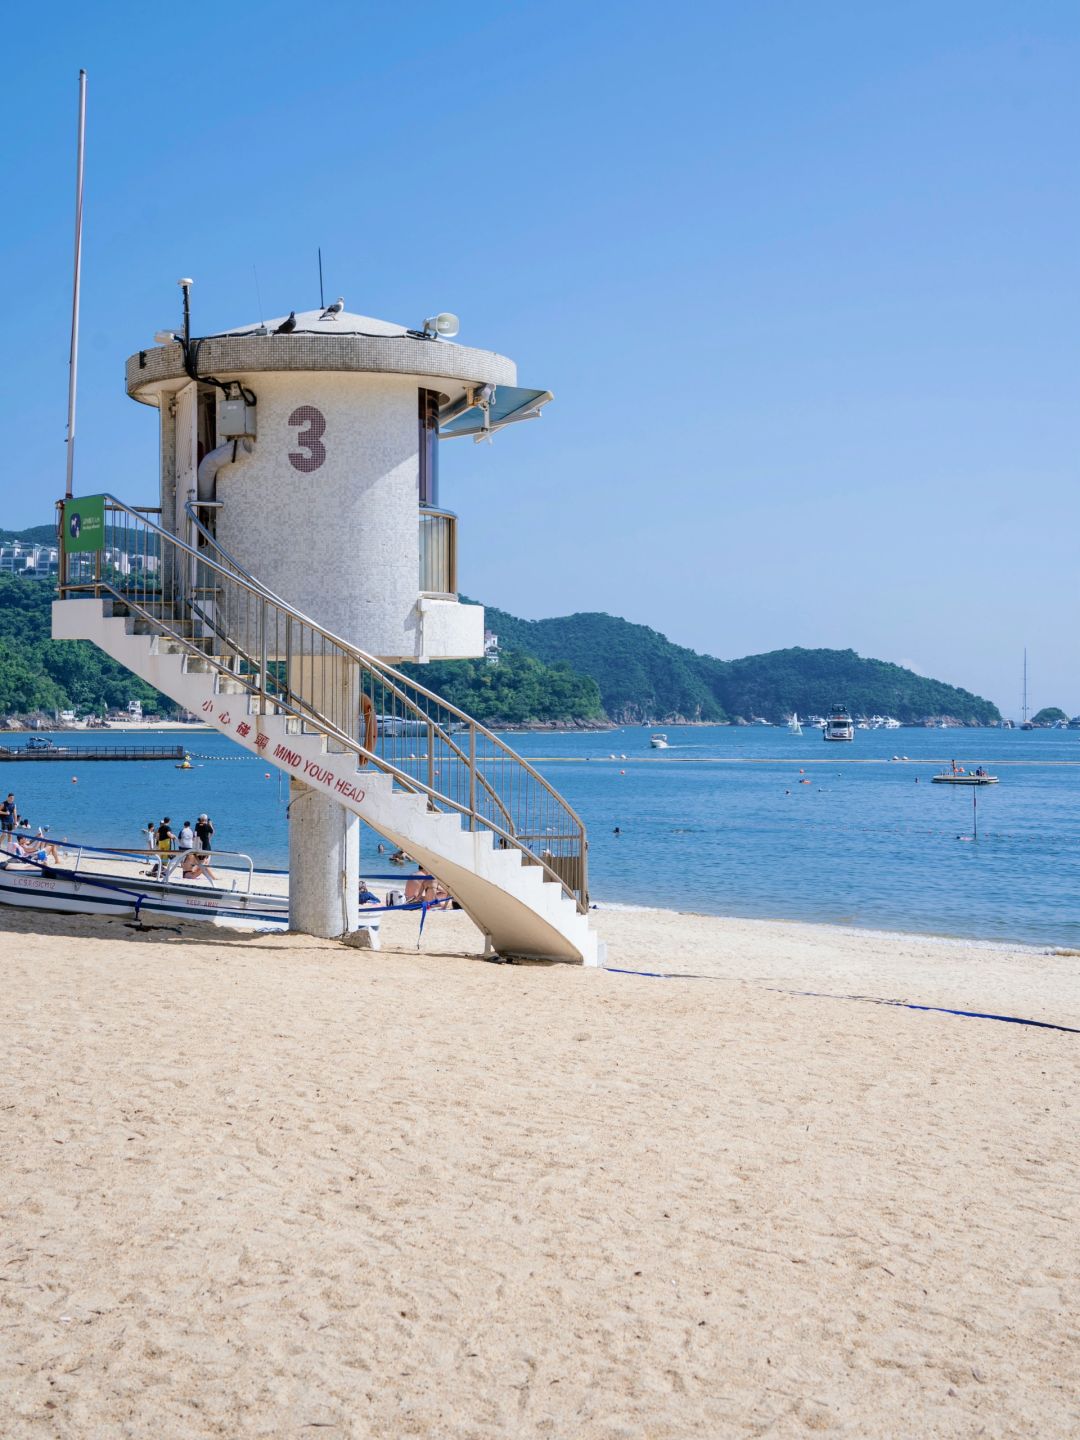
[1022,647,1029,724]
[64,68,87,501]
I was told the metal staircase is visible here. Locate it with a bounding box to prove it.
[53,496,599,965]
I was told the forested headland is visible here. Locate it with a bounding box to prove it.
[0,568,1002,728]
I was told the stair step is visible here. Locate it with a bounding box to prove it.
[62,596,597,963]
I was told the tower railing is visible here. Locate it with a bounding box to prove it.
[56,496,588,910]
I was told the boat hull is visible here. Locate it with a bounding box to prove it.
[0,865,290,929]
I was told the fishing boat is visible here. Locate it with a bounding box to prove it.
[649,732,669,749]
[931,767,999,785]
[0,838,291,929]
[822,706,854,742]
[788,712,803,735]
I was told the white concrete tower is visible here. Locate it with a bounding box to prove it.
[123,301,552,936]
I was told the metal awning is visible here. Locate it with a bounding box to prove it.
[439,385,553,440]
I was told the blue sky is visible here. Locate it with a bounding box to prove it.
[2,2,1077,716]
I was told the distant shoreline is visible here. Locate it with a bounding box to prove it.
[0,721,213,734]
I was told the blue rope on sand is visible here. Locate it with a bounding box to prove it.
[603,968,1080,1035]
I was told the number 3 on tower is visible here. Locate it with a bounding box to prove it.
[287,406,327,472]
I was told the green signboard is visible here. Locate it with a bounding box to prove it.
[65,495,106,554]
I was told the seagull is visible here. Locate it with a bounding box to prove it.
[320,296,345,320]
[275,311,297,334]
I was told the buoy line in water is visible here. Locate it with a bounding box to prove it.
[521,755,1080,766]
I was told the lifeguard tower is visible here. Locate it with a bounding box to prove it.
[53,287,598,964]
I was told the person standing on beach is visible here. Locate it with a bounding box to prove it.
[178,820,195,852]
[1,793,17,835]
[156,817,176,868]
[195,813,215,852]
[143,819,159,876]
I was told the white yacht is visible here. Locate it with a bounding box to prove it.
[649,732,669,749]
[823,706,855,742]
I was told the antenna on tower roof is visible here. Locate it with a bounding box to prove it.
[64,68,87,502]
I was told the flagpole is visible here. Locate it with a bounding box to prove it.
[65,68,87,501]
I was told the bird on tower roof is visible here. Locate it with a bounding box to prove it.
[320,297,345,320]
[275,310,297,334]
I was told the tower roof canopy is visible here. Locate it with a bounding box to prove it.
[127,311,518,400]
[216,309,409,338]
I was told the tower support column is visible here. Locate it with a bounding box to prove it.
[288,780,359,937]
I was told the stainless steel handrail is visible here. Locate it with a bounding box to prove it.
[182,500,576,856]
[58,495,588,909]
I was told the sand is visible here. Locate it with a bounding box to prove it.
[1,903,1077,1438]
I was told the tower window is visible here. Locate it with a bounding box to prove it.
[418,389,440,507]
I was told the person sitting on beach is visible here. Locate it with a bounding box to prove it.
[404,870,429,903]
[405,869,450,906]
[16,823,59,866]
[179,850,216,885]
[427,881,452,908]
[358,882,381,906]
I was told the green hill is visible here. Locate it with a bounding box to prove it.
[716,645,998,726]
[474,604,1000,725]
[400,652,602,727]
[477,605,723,721]
[1031,707,1067,726]
[0,564,1002,727]
[0,524,57,547]
[0,576,173,718]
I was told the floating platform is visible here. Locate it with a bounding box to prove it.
[0,744,186,763]
[931,773,999,785]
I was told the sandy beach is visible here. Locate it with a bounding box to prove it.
[1,903,1077,1438]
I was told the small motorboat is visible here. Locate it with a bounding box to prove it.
[0,834,392,939]
[649,733,669,749]
[0,839,290,929]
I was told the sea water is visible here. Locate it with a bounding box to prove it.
[5,724,1079,949]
